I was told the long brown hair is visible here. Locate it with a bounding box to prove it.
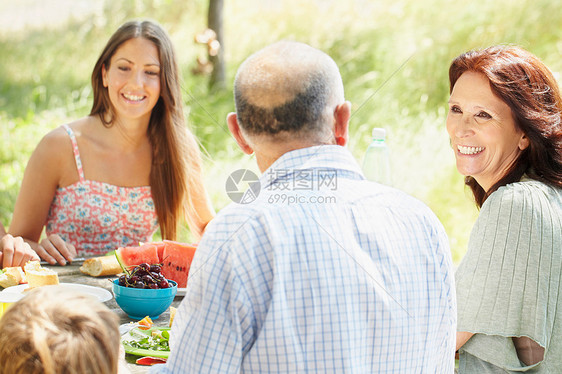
[90,20,203,239]
[449,45,562,207]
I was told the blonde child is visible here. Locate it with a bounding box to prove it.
[0,286,126,374]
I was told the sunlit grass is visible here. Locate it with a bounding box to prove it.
[1,0,560,261]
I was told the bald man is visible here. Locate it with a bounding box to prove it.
[153,41,456,373]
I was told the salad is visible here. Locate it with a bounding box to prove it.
[126,328,170,351]
[121,325,171,359]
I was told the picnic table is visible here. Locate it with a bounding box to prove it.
[45,261,182,374]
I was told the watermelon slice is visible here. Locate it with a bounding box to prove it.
[160,241,197,288]
[115,243,160,273]
[152,242,166,262]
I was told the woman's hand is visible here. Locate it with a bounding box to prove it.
[0,234,40,268]
[36,234,77,266]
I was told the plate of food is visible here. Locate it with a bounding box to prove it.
[121,325,171,359]
[1,283,113,303]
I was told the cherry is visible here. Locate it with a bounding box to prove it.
[134,281,145,289]
[149,264,161,273]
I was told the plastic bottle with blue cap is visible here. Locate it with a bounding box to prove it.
[362,127,391,185]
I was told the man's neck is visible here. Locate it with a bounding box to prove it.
[253,138,334,173]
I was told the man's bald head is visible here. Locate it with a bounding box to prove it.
[233,41,345,142]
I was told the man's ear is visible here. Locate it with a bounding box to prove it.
[227,112,254,155]
[334,101,351,146]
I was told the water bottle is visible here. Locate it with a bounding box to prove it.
[362,127,391,185]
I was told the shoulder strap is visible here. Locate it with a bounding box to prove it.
[62,124,85,181]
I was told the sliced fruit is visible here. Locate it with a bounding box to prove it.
[115,244,160,274]
[137,316,154,330]
[152,241,166,262]
[135,356,167,366]
[161,241,197,288]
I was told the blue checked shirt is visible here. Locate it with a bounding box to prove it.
[151,145,456,373]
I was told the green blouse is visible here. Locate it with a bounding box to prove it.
[455,179,562,373]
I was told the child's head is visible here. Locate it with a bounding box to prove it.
[0,286,120,374]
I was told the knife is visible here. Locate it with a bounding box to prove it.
[39,257,89,266]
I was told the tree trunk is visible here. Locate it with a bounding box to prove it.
[208,0,225,90]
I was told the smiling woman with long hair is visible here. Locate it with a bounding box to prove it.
[448,45,562,373]
[9,20,214,265]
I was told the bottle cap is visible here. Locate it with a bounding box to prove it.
[372,127,386,140]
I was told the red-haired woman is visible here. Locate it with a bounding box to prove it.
[448,45,562,372]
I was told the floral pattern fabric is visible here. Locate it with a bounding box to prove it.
[45,125,158,256]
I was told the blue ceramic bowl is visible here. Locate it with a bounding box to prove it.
[112,279,177,320]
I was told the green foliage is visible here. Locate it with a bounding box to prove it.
[1,0,560,259]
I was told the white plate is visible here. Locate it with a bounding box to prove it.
[1,283,113,303]
[0,292,21,303]
[177,288,186,296]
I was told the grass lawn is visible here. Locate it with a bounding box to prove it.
[1,0,560,261]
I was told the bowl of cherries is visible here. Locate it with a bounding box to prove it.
[112,263,177,320]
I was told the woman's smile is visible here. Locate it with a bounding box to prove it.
[457,145,485,155]
[121,93,147,103]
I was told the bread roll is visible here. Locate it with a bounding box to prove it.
[0,267,26,288]
[24,261,59,289]
[0,272,18,288]
[80,256,122,277]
